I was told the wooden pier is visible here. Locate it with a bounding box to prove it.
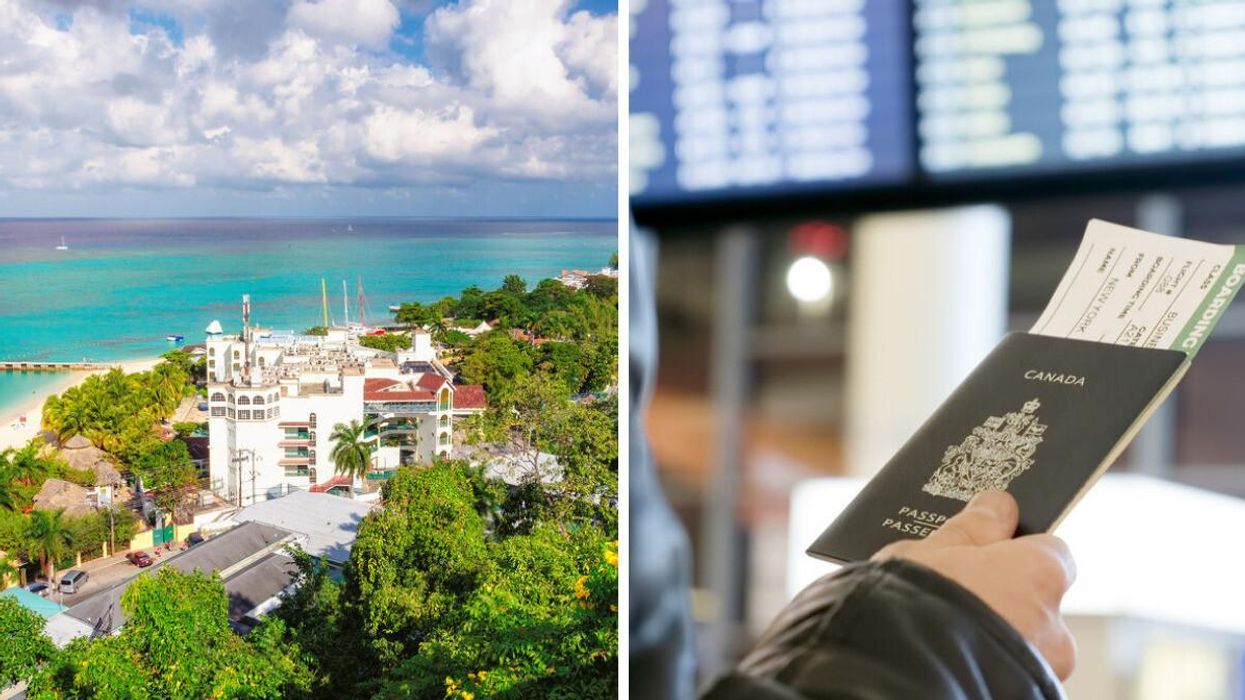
[0,361,114,373]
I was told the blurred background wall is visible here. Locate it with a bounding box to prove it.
[631,1,1245,697]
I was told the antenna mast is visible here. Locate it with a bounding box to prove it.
[321,279,329,329]
[241,294,251,383]
[357,276,366,327]
[343,280,349,325]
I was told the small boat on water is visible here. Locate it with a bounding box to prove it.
[55,237,68,251]
[165,334,184,343]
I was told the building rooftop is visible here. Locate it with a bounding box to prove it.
[364,377,435,402]
[225,552,299,630]
[56,521,296,637]
[32,479,94,517]
[228,490,377,565]
[454,385,487,410]
[1,586,67,620]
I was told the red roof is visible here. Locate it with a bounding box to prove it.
[454,385,486,409]
[310,475,352,493]
[416,373,448,392]
[363,377,435,402]
[364,378,398,392]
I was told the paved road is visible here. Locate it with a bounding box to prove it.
[45,546,181,606]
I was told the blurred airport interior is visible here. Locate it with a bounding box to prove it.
[630,1,1245,697]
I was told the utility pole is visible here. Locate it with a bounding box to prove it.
[251,451,261,506]
[231,449,253,507]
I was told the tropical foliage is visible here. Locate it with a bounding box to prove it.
[273,459,618,698]
[24,567,312,699]
[0,597,55,688]
[391,264,618,401]
[131,440,196,492]
[23,510,73,581]
[358,333,412,353]
[41,359,192,467]
[330,418,378,481]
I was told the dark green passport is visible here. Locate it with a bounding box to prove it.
[807,332,1188,564]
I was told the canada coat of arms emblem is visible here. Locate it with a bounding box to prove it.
[922,398,1047,501]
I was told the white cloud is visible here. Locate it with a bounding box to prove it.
[0,0,617,203]
[425,0,616,127]
[363,105,495,162]
[287,0,400,49]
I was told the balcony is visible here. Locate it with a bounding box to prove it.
[365,401,435,415]
[278,439,311,447]
[279,458,310,466]
[364,423,419,439]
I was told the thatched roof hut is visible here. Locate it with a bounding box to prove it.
[32,479,94,517]
[59,435,122,488]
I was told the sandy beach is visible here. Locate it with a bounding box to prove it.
[0,356,162,451]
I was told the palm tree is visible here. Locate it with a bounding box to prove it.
[8,444,46,486]
[0,555,18,588]
[0,467,16,513]
[147,362,187,416]
[330,419,378,483]
[25,509,74,582]
[60,400,92,441]
[41,394,63,439]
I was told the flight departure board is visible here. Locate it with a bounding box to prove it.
[917,1,1245,178]
[629,0,913,204]
[631,0,1245,212]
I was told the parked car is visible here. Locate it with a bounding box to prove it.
[24,581,50,598]
[59,569,89,594]
[186,532,205,547]
[127,551,153,567]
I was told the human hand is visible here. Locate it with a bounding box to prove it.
[872,490,1077,679]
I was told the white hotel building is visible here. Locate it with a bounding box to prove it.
[204,301,485,506]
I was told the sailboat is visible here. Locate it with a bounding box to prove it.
[55,236,68,251]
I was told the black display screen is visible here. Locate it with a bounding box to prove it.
[916,1,1245,179]
[630,0,914,204]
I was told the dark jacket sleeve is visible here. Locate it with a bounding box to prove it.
[629,227,698,700]
[700,559,1066,700]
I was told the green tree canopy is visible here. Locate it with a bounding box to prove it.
[358,333,411,353]
[27,567,311,699]
[41,357,194,469]
[458,332,533,403]
[132,440,196,492]
[502,274,527,295]
[0,597,56,688]
[280,460,617,699]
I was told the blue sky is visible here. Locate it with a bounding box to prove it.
[0,0,618,218]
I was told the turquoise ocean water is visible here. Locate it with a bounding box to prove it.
[0,218,616,415]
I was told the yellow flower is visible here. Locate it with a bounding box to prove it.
[462,693,475,700]
[575,575,591,600]
[604,549,618,567]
